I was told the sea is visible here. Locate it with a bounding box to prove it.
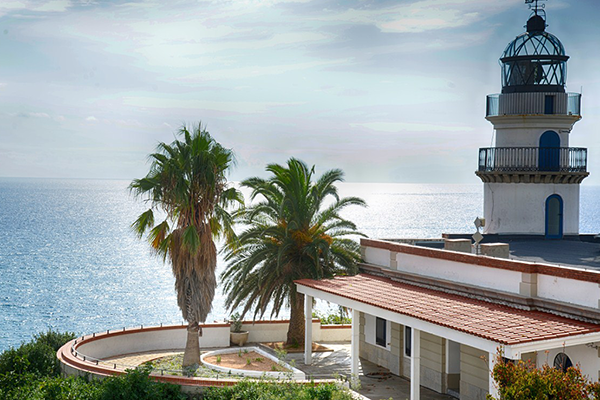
[1,178,599,352]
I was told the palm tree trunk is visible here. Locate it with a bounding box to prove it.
[286,292,306,347]
[182,321,201,367]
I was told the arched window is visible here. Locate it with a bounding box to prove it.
[553,353,573,372]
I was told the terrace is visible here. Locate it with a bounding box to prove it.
[476,146,588,183]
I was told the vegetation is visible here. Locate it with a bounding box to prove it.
[488,352,600,400]
[221,158,365,346]
[203,379,355,400]
[130,124,242,367]
[0,331,184,400]
[1,332,356,399]
[230,312,244,333]
[314,307,352,325]
[0,330,76,379]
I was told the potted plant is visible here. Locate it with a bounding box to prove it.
[229,313,249,346]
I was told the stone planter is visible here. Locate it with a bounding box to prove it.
[230,331,249,346]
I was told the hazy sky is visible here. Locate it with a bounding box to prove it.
[1,0,599,184]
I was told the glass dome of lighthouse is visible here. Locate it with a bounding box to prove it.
[500,9,569,94]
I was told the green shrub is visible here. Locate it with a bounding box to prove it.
[0,330,76,379]
[203,380,354,400]
[1,375,101,400]
[0,332,188,400]
[99,367,185,400]
[313,307,351,325]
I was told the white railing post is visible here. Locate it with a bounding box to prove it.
[351,309,360,377]
[304,294,313,365]
[410,327,421,400]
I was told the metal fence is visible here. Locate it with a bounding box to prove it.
[478,147,587,173]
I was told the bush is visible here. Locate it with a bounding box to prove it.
[203,380,354,400]
[0,331,187,400]
[99,367,185,400]
[313,307,351,325]
[0,330,76,379]
[1,375,101,400]
[488,352,600,400]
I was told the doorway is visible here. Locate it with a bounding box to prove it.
[446,340,460,397]
[545,194,563,239]
[539,131,560,171]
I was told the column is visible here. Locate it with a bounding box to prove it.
[489,352,499,399]
[351,309,360,376]
[410,327,421,400]
[304,294,313,365]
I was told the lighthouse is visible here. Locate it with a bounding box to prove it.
[476,0,588,238]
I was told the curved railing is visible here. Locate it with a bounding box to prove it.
[486,92,581,117]
[478,147,587,173]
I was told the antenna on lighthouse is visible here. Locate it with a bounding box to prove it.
[525,0,547,20]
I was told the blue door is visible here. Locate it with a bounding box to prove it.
[545,195,563,239]
[539,131,560,171]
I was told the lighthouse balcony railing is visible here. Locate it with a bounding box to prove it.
[478,147,587,173]
[486,92,581,117]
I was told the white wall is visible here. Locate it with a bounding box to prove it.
[76,322,351,362]
[77,326,230,360]
[392,251,522,295]
[364,247,391,269]
[489,113,579,148]
[537,275,600,309]
[495,127,570,148]
[363,240,600,310]
[541,344,600,381]
[320,325,352,342]
[483,183,580,235]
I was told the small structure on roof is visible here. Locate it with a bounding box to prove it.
[476,0,588,237]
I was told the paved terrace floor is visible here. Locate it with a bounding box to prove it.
[281,343,453,400]
[506,238,600,269]
[441,235,600,270]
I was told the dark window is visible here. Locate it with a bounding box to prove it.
[405,326,412,357]
[545,95,555,114]
[553,353,573,372]
[375,317,386,347]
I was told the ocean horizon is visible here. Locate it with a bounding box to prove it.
[1,178,599,351]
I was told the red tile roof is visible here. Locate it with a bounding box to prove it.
[296,274,600,345]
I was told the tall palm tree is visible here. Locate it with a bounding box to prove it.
[130,124,241,367]
[221,158,365,346]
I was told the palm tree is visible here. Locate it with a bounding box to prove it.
[221,158,365,346]
[130,124,241,367]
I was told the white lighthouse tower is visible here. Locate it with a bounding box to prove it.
[476,0,588,238]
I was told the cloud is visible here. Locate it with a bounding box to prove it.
[85,116,98,122]
[33,0,70,12]
[350,121,474,133]
[317,0,521,33]
[177,59,348,83]
[17,111,51,118]
[121,96,302,114]
[0,0,72,16]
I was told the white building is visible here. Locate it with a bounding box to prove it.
[296,4,600,400]
[475,4,588,237]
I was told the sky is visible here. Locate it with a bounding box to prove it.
[1,0,599,184]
